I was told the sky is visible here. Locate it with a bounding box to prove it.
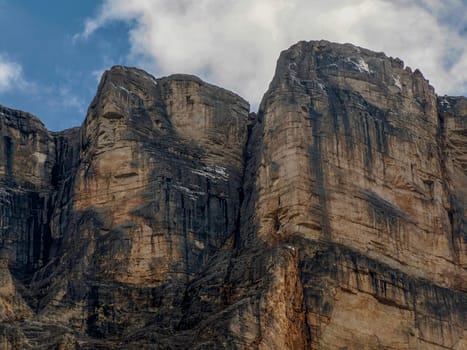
[0,0,466,131]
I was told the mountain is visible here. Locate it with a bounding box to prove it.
[0,40,465,349]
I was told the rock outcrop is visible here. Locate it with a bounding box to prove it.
[246,41,465,289]
[0,41,465,349]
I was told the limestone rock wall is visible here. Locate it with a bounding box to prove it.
[439,96,467,276]
[0,41,465,349]
[0,106,77,274]
[245,40,465,291]
[295,238,466,350]
[0,106,54,274]
[73,66,249,285]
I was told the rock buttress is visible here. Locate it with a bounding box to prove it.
[236,40,466,349]
[243,40,465,290]
[72,66,249,285]
[438,96,467,282]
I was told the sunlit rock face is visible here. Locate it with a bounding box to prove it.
[0,41,465,349]
[244,40,465,290]
[74,67,249,285]
[237,40,466,350]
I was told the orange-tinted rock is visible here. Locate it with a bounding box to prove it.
[245,40,465,290]
[72,67,249,285]
[0,41,465,349]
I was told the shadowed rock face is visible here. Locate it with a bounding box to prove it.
[0,41,466,349]
[438,96,467,275]
[0,106,80,277]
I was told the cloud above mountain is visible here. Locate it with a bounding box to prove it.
[80,0,467,106]
[0,54,25,93]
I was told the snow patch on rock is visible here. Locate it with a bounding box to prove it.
[345,57,372,74]
[174,185,204,200]
[393,75,402,89]
[192,165,229,181]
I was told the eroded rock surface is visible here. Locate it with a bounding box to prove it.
[246,40,465,290]
[439,96,467,275]
[0,41,465,349]
[73,67,248,286]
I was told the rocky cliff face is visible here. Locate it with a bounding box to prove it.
[73,67,248,286]
[0,41,466,349]
[246,41,464,289]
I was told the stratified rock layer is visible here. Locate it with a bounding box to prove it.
[0,41,466,349]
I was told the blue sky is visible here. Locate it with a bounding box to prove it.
[0,0,466,131]
[0,0,130,130]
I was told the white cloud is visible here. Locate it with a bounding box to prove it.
[41,85,86,117]
[81,0,467,106]
[0,55,26,93]
[58,87,86,114]
[91,68,105,83]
